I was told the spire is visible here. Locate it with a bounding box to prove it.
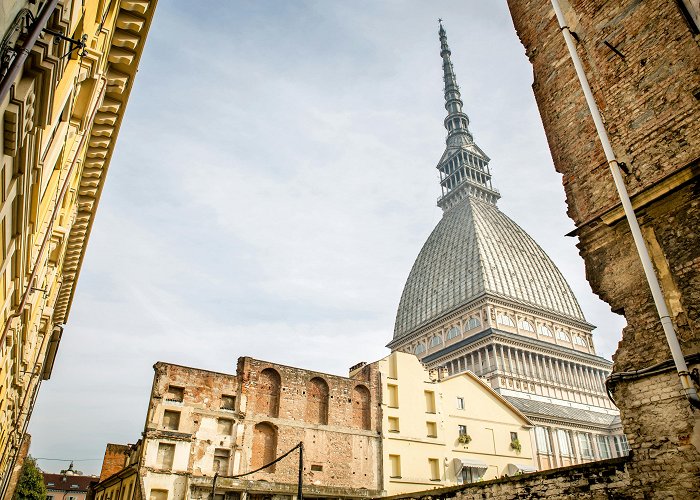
[436,21,500,211]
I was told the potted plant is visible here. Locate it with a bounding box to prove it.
[458,433,472,445]
[510,438,522,453]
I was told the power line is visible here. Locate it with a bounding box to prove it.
[33,458,102,462]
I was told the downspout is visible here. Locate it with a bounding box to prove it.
[0,0,61,104]
[550,0,700,410]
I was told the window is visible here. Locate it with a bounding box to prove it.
[429,335,443,347]
[597,435,612,459]
[217,418,233,435]
[574,336,588,347]
[519,320,535,332]
[156,443,175,469]
[557,429,572,457]
[426,421,437,438]
[446,326,460,340]
[424,390,436,413]
[467,317,481,330]
[388,416,400,432]
[220,395,235,411]
[539,325,553,337]
[510,431,518,442]
[428,458,440,481]
[556,330,570,341]
[149,490,168,500]
[310,464,323,472]
[535,426,551,454]
[164,386,184,403]
[577,432,594,459]
[456,397,465,410]
[389,454,401,478]
[162,410,180,431]
[252,422,277,471]
[414,344,426,355]
[387,384,399,407]
[613,435,630,456]
[497,313,515,327]
[458,424,467,436]
[213,448,230,475]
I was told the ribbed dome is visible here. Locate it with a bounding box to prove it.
[393,196,585,340]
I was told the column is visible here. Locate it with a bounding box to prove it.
[549,426,561,468]
[492,345,499,371]
[477,349,483,375]
[485,346,492,372]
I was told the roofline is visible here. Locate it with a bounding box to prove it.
[446,370,534,427]
[153,361,235,378]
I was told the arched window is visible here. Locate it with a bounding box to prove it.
[446,326,460,340]
[519,320,535,332]
[574,336,587,347]
[556,330,570,341]
[305,377,329,425]
[256,368,281,418]
[352,385,371,430]
[252,422,277,471]
[467,317,481,330]
[497,313,515,327]
[414,344,426,355]
[429,335,443,347]
[539,325,553,337]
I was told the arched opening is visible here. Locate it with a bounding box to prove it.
[252,422,277,472]
[305,377,329,425]
[256,368,281,418]
[352,385,371,430]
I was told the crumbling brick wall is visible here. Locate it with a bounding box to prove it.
[237,357,382,493]
[502,0,700,497]
[99,444,131,481]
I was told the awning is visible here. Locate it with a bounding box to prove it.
[452,458,489,474]
[505,463,538,475]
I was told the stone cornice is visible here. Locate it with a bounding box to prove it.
[53,0,158,324]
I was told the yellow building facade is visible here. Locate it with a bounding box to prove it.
[0,1,157,497]
[368,352,535,495]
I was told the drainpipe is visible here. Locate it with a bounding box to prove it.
[550,0,700,410]
[0,0,61,104]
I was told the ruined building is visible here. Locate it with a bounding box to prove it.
[92,358,383,500]
[387,23,627,472]
[0,1,157,497]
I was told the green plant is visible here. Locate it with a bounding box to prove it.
[458,433,472,445]
[510,438,522,453]
[13,457,46,500]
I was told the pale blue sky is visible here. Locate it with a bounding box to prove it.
[29,0,625,474]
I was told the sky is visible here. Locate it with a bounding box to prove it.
[28,0,626,475]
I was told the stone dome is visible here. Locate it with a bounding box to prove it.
[393,196,585,340]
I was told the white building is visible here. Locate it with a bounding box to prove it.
[387,23,629,471]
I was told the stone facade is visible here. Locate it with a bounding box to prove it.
[0,1,157,496]
[135,358,382,500]
[380,457,631,500]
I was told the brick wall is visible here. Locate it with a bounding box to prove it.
[237,357,382,492]
[100,444,130,482]
[501,0,700,497]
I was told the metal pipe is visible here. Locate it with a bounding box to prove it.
[550,0,700,409]
[0,0,61,104]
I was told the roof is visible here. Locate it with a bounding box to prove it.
[504,396,620,428]
[393,196,586,340]
[42,473,98,492]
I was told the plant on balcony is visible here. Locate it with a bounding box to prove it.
[458,433,472,445]
[510,438,522,453]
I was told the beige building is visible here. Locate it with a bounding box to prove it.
[359,352,534,495]
[0,1,157,497]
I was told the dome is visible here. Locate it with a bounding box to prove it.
[393,196,585,340]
